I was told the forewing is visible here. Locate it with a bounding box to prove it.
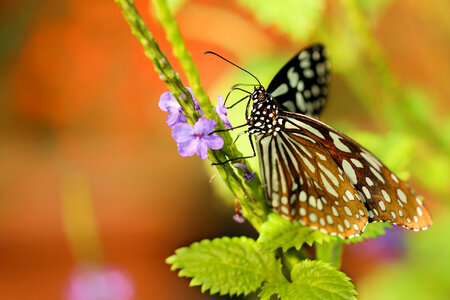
[267,44,330,118]
[257,131,369,239]
[280,111,432,231]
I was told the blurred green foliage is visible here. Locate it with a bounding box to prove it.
[236,0,325,42]
[359,215,450,299]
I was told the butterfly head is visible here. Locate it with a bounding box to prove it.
[251,86,270,103]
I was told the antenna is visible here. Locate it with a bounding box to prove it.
[204,51,261,87]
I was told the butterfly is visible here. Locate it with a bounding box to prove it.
[207,44,432,238]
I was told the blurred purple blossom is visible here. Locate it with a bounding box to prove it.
[158,87,202,128]
[65,265,134,300]
[234,163,255,180]
[214,95,232,129]
[350,226,406,261]
[233,213,246,223]
[172,117,223,159]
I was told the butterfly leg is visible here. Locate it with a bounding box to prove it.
[233,131,248,143]
[212,134,256,165]
[226,94,250,110]
[224,85,251,106]
[211,123,248,134]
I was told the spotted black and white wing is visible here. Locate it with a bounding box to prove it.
[257,125,369,238]
[267,44,330,118]
[273,111,432,232]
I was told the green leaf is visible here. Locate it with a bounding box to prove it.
[166,236,283,296]
[278,260,357,300]
[259,282,279,300]
[258,213,392,252]
[258,214,331,251]
[236,0,325,41]
[345,222,392,244]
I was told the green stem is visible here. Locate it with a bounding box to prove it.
[316,240,343,268]
[114,0,269,230]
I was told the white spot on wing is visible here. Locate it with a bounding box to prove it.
[287,67,299,88]
[288,118,325,139]
[397,189,407,203]
[303,69,314,78]
[332,206,339,216]
[417,207,423,217]
[381,189,391,203]
[298,51,310,60]
[271,83,289,97]
[300,59,311,69]
[342,159,357,184]
[272,194,279,207]
[299,207,306,216]
[300,191,307,202]
[361,151,382,171]
[362,186,371,199]
[326,215,333,224]
[320,173,338,197]
[318,163,339,186]
[282,101,296,111]
[370,166,385,184]
[309,212,318,222]
[345,190,354,200]
[330,132,351,153]
[351,158,363,168]
[391,173,399,183]
[344,206,352,216]
[344,219,351,229]
[295,92,306,112]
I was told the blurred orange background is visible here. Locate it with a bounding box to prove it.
[0,0,448,299]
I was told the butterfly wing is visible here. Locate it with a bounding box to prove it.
[257,130,369,238]
[279,111,432,231]
[267,44,330,118]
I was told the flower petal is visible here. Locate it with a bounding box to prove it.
[204,134,224,150]
[159,91,179,112]
[177,139,197,157]
[195,140,209,159]
[172,123,193,143]
[166,112,187,128]
[194,118,217,135]
[185,87,202,111]
[214,95,232,129]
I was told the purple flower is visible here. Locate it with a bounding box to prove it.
[159,91,187,127]
[233,213,246,223]
[234,163,256,180]
[348,226,406,262]
[172,117,224,159]
[214,95,232,129]
[184,87,202,111]
[158,87,202,128]
[65,265,134,300]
